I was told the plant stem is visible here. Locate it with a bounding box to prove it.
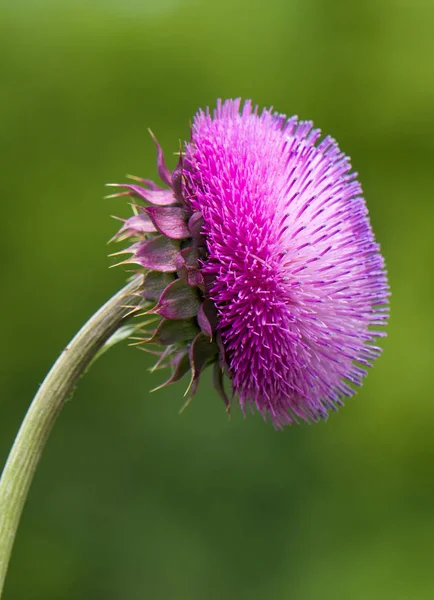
[0,275,144,597]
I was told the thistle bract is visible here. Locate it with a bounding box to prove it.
[110,99,389,427]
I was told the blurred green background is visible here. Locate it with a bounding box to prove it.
[0,1,433,598]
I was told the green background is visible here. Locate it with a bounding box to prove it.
[1,1,433,598]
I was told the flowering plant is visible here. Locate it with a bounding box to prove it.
[110,99,388,426]
[0,99,388,595]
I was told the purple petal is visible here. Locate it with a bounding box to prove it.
[216,333,229,370]
[175,247,205,287]
[128,184,178,206]
[108,183,177,206]
[188,212,205,243]
[154,279,201,320]
[175,247,201,271]
[118,213,157,237]
[146,206,190,239]
[189,333,219,382]
[172,152,185,204]
[188,271,204,289]
[212,362,230,409]
[135,236,180,272]
[149,130,172,187]
[154,351,191,389]
[141,188,178,206]
[126,176,161,190]
[197,299,218,338]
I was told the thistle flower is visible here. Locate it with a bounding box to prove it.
[110,99,389,427]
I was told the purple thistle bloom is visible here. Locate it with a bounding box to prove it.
[111,99,389,427]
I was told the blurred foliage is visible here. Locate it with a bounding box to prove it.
[1,0,434,599]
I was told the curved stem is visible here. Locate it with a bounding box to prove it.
[0,275,144,597]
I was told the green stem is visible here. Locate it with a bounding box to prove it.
[0,275,144,597]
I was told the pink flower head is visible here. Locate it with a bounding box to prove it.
[111,99,389,427]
